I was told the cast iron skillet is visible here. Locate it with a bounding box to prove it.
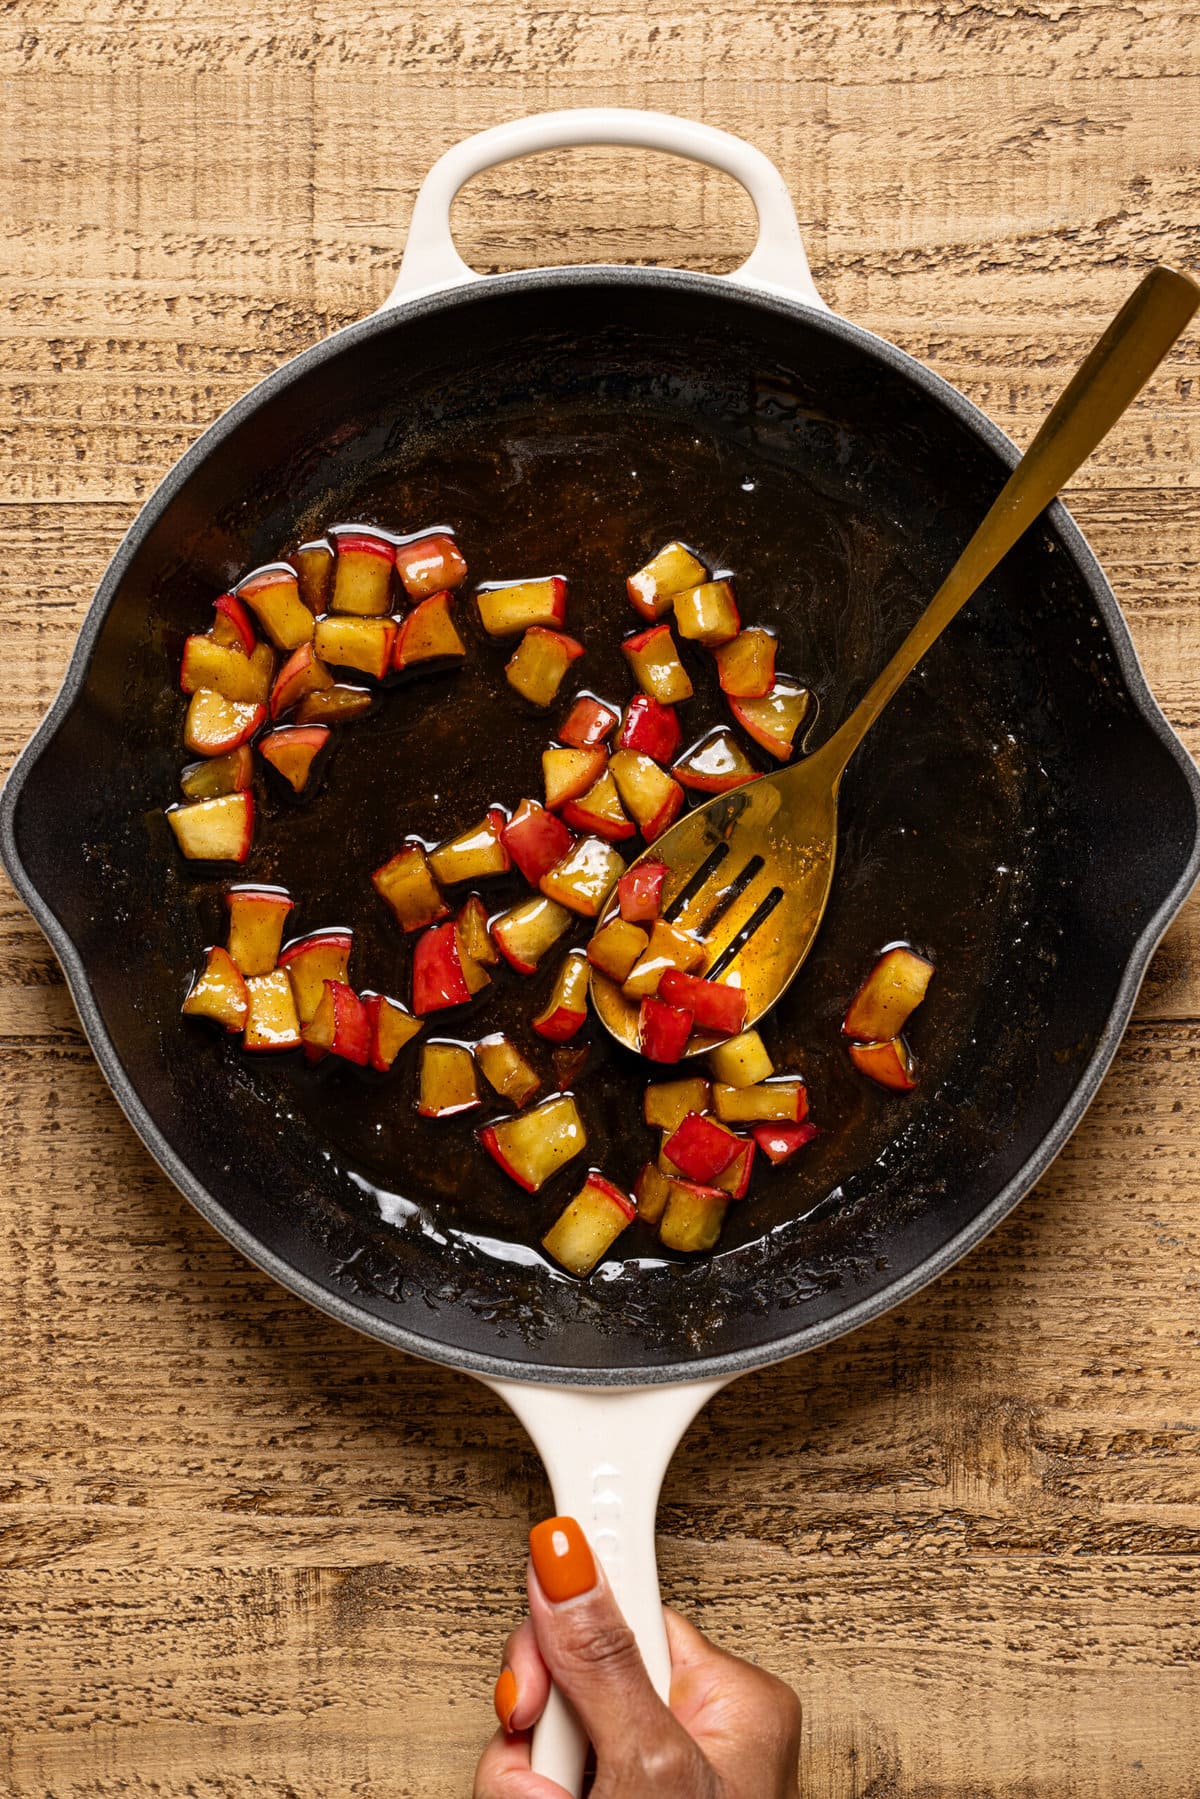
[3,113,1197,1787]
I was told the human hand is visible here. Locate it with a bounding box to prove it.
[474,1514,801,1798]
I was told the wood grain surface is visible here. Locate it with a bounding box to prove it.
[2,5,1199,1794]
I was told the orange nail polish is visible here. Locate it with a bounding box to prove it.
[529,1515,597,1603]
[494,1667,519,1733]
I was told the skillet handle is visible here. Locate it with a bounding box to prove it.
[482,1373,732,1796]
[383,108,824,309]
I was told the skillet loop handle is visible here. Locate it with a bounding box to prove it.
[384,108,825,309]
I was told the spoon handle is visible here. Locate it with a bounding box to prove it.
[820,263,1199,778]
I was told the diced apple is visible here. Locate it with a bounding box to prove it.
[225,885,294,976]
[492,896,573,975]
[278,930,353,1025]
[633,1160,673,1224]
[476,577,568,637]
[429,808,510,885]
[314,615,397,680]
[259,725,329,793]
[543,745,607,810]
[623,920,706,999]
[663,1111,743,1182]
[183,690,265,757]
[418,1041,480,1117]
[532,949,590,1041]
[560,770,636,843]
[501,798,575,886]
[362,991,422,1070]
[392,591,467,668]
[714,627,776,699]
[295,683,375,725]
[412,919,484,1013]
[707,1029,774,1088]
[674,728,757,794]
[617,859,668,923]
[847,1037,917,1091]
[712,1136,755,1198]
[242,968,302,1052]
[330,530,396,616]
[302,980,371,1066]
[728,677,810,761]
[751,1121,819,1164]
[554,1042,590,1087]
[166,791,254,863]
[540,837,626,918]
[560,695,618,749]
[395,531,468,600]
[372,843,448,932]
[643,1076,710,1132]
[456,895,499,966]
[842,946,935,1043]
[622,623,694,704]
[479,1093,586,1192]
[659,1179,729,1252]
[608,750,684,842]
[181,945,249,1032]
[586,916,649,984]
[180,743,253,801]
[638,995,693,1063]
[673,578,740,646]
[293,539,334,613]
[626,541,708,622]
[181,635,273,705]
[475,1034,541,1108]
[542,1172,634,1276]
[713,1079,808,1124]
[617,694,682,764]
[269,643,334,719]
[236,564,314,652]
[506,627,585,707]
[658,968,747,1037]
[212,591,256,655]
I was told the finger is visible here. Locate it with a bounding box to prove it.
[662,1606,802,1798]
[495,1618,552,1735]
[472,1725,577,1799]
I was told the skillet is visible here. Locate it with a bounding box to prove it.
[3,111,1198,1789]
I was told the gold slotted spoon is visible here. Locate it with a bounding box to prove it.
[591,264,1200,1055]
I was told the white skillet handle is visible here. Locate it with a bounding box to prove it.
[383,108,825,309]
[483,1374,732,1795]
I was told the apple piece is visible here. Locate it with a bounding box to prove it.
[847,1036,917,1091]
[183,690,265,757]
[258,725,329,793]
[236,564,314,652]
[479,1093,586,1192]
[492,896,573,975]
[659,1179,729,1253]
[674,727,757,794]
[295,683,375,725]
[542,1172,635,1276]
[392,590,468,669]
[728,677,810,762]
[395,531,469,600]
[658,968,747,1038]
[181,635,273,705]
[293,539,334,613]
[180,743,254,801]
[540,837,626,918]
[554,1042,590,1087]
[643,1076,711,1133]
[638,995,693,1063]
[314,615,397,680]
[626,541,708,622]
[543,745,607,811]
[505,627,585,707]
[501,798,575,887]
[751,1120,819,1164]
[242,968,302,1052]
[418,1041,480,1117]
[586,916,649,984]
[663,1111,743,1183]
[707,1029,774,1088]
[476,576,568,637]
[429,808,511,885]
[212,591,256,655]
[302,980,371,1066]
[712,1136,755,1199]
[617,693,682,764]
[373,843,448,932]
[622,622,694,704]
[269,643,334,719]
[622,919,705,1000]
[330,530,396,616]
[532,949,590,1041]
[412,919,484,1013]
[361,991,423,1070]
[182,945,249,1032]
[633,1160,673,1225]
[225,885,294,976]
[278,929,353,1025]
[842,946,935,1042]
[714,627,777,699]
[713,1079,808,1124]
[475,1033,541,1108]
[166,791,254,862]
[560,695,618,749]
[560,770,636,843]
[456,894,499,967]
[607,750,684,843]
[617,859,668,924]
[672,578,740,647]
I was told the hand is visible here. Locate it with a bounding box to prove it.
[474,1515,801,1798]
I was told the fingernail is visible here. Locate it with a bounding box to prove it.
[493,1666,519,1733]
[529,1515,597,1603]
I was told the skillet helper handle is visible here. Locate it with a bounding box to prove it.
[484,1375,730,1796]
[383,108,825,309]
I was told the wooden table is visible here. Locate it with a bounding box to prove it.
[2,6,1198,1794]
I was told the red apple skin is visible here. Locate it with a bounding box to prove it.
[213,591,256,655]
[412,921,472,1013]
[663,1111,743,1183]
[269,643,331,719]
[750,1121,819,1164]
[478,1125,536,1192]
[847,1037,917,1091]
[724,1139,756,1199]
[560,695,619,749]
[657,968,747,1036]
[586,1172,637,1223]
[531,1002,587,1043]
[638,996,694,1063]
[641,782,685,843]
[337,531,395,563]
[501,801,575,886]
[321,981,372,1066]
[617,860,668,923]
[559,795,637,843]
[619,694,682,763]
[395,532,468,600]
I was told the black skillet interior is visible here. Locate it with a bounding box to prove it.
[5,271,1198,1382]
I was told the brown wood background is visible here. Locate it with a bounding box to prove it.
[2,4,1199,1795]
